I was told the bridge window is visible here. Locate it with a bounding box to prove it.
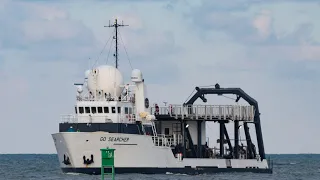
[97,107,103,113]
[111,107,116,113]
[117,107,121,113]
[79,107,84,114]
[125,107,128,114]
[75,106,77,114]
[104,107,109,113]
[91,107,97,114]
[85,107,90,113]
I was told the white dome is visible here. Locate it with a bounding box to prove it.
[131,69,143,82]
[87,65,124,97]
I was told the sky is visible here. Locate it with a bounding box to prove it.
[0,0,320,154]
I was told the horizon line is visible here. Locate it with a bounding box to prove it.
[1,153,320,155]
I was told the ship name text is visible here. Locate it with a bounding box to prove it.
[100,137,130,142]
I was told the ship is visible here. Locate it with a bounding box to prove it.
[52,19,273,175]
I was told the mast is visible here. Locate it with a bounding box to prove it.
[104,19,129,69]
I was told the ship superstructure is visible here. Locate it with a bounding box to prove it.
[52,19,273,175]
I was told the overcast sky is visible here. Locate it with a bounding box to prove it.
[1,0,320,154]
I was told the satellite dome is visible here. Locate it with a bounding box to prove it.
[85,70,91,78]
[87,65,124,97]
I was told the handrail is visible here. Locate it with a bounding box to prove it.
[151,104,255,121]
[60,114,137,123]
[152,134,183,147]
[76,92,135,102]
[60,114,77,123]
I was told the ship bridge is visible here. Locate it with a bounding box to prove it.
[151,104,254,121]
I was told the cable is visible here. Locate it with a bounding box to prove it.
[198,85,237,101]
[184,89,196,104]
[222,95,236,101]
[118,30,133,70]
[105,29,115,65]
[91,29,114,68]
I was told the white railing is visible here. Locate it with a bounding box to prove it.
[152,134,183,147]
[76,92,135,103]
[60,114,77,123]
[152,135,168,147]
[167,134,183,146]
[60,114,137,123]
[150,104,255,121]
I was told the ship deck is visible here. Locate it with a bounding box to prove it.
[151,104,255,122]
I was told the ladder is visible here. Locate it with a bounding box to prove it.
[151,121,158,136]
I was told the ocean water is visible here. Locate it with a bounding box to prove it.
[0,154,319,180]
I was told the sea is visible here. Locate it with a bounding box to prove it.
[0,154,319,180]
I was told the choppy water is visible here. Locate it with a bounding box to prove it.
[0,154,319,180]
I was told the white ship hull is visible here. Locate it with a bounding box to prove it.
[52,132,271,174]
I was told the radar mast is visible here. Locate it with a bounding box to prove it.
[104,19,129,69]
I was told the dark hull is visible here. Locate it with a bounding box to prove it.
[62,167,273,175]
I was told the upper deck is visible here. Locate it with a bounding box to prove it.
[61,104,255,123]
[151,104,255,122]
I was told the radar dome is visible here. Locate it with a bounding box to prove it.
[87,65,124,97]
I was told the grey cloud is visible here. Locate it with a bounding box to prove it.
[185,10,277,45]
[197,0,320,11]
[0,2,97,63]
[185,1,318,47]
[277,23,319,45]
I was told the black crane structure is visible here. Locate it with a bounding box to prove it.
[104,19,129,69]
[154,83,268,162]
[183,84,266,160]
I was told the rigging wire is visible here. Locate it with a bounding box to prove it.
[183,89,196,104]
[91,28,115,68]
[118,30,133,70]
[105,29,116,65]
[221,95,237,101]
[199,84,237,101]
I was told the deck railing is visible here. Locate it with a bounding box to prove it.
[151,104,255,121]
[152,134,183,147]
[60,114,136,123]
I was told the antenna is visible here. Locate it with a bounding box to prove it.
[104,19,129,69]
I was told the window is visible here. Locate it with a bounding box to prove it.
[91,107,97,114]
[125,107,129,114]
[97,107,103,113]
[75,106,77,114]
[117,107,121,113]
[79,107,84,114]
[104,107,109,113]
[165,128,170,135]
[111,107,116,113]
[85,107,90,113]
[129,107,132,114]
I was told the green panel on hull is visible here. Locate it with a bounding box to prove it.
[101,148,116,180]
[101,148,115,166]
